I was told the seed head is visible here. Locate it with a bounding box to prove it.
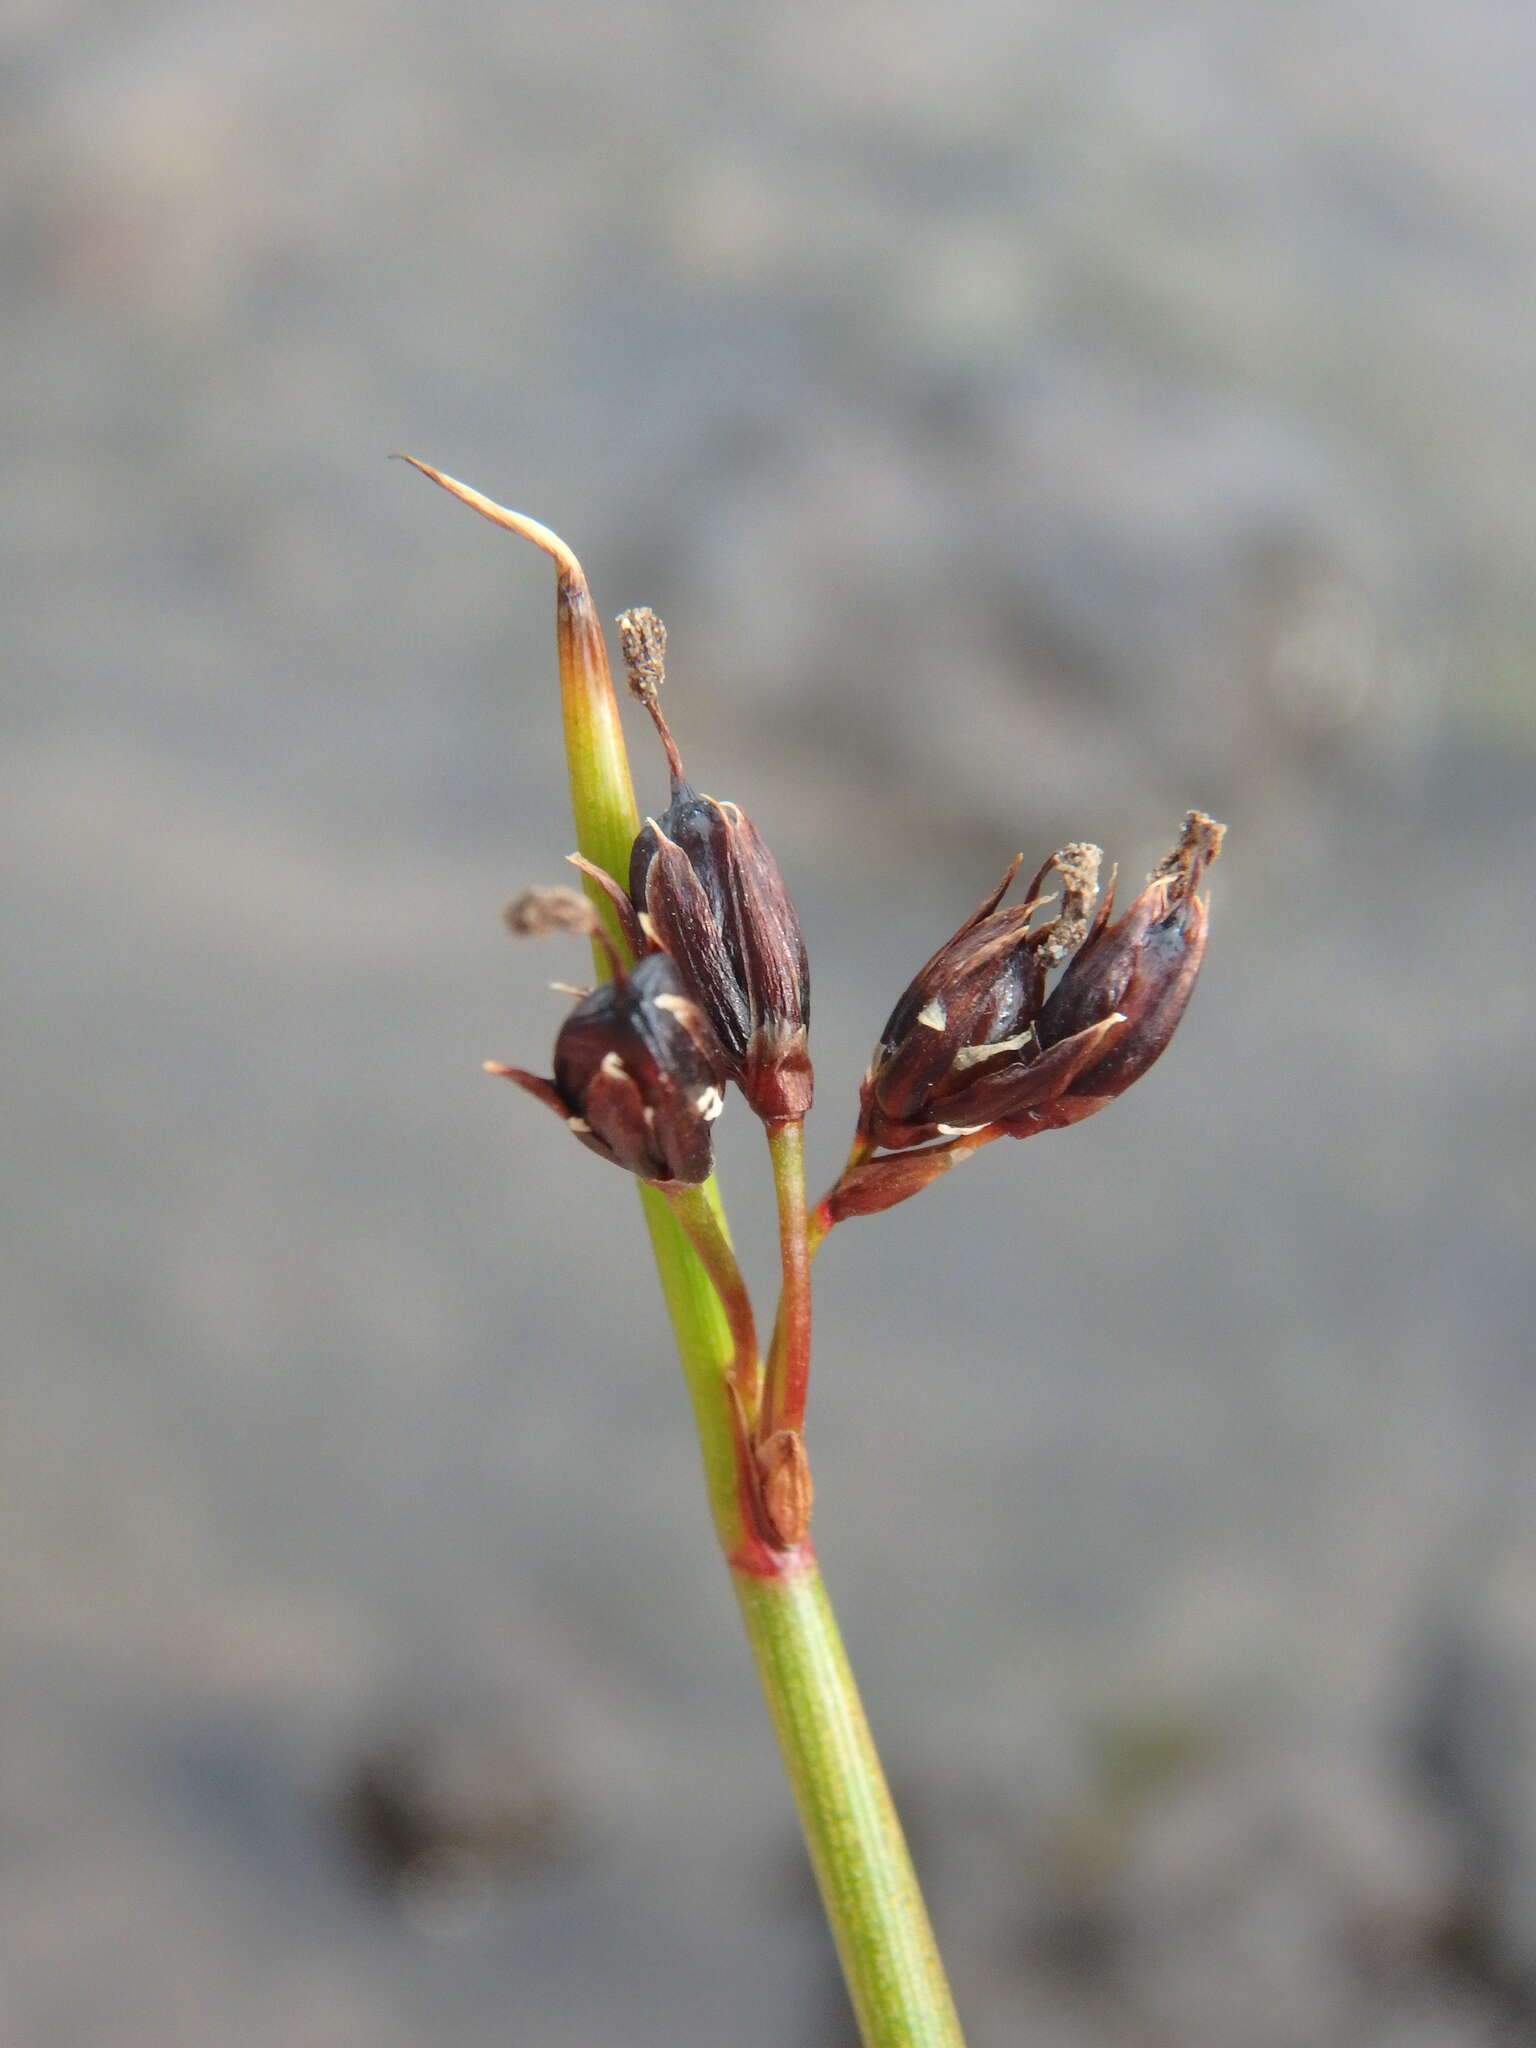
[619,609,812,1125]
[490,950,728,1185]
[1018,811,1224,1133]
[856,814,1223,1157]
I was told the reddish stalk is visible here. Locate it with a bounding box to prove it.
[759,1119,812,1443]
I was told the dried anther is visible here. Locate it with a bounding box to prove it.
[1033,842,1102,968]
[490,950,727,1185]
[619,609,812,1126]
[503,886,603,940]
[856,814,1223,1158]
[617,606,668,710]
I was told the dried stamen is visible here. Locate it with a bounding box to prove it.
[618,606,687,790]
[1150,811,1226,901]
[504,887,602,939]
[1033,842,1103,969]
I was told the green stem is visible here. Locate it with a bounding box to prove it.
[659,1181,761,1424]
[636,1183,761,1561]
[761,1118,813,1441]
[735,1561,964,2047]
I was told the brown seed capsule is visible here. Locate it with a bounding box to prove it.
[854,814,1223,1160]
[1014,811,1224,1133]
[859,843,1103,1152]
[619,609,812,1126]
[490,950,727,1185]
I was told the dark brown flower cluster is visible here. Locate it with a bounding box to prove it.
[828,812,1224,1221]
[622,610,811,1126]
[489,609,812,1186]
[490,930,726,1184]
[490,604,1222,1218]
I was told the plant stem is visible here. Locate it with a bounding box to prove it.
[636,1183,764,1563]
[659,1181,760,1424]
[734,1558,965,2047]
[404,463,964,2047]
[761,1117,813,1441]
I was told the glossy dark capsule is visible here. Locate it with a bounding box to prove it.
[1015,812,1222,1132]
[491,949,727,1185]
[620,608,812,1126]
[858,843,1101,1151]
[858,815,1222,1153]
[630,791,811,1124]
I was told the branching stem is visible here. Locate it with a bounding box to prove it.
[402,462,966,2047]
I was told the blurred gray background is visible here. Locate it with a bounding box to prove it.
[5,2,1534,2043]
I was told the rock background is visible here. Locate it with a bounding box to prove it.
[4,3,1534,2042]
